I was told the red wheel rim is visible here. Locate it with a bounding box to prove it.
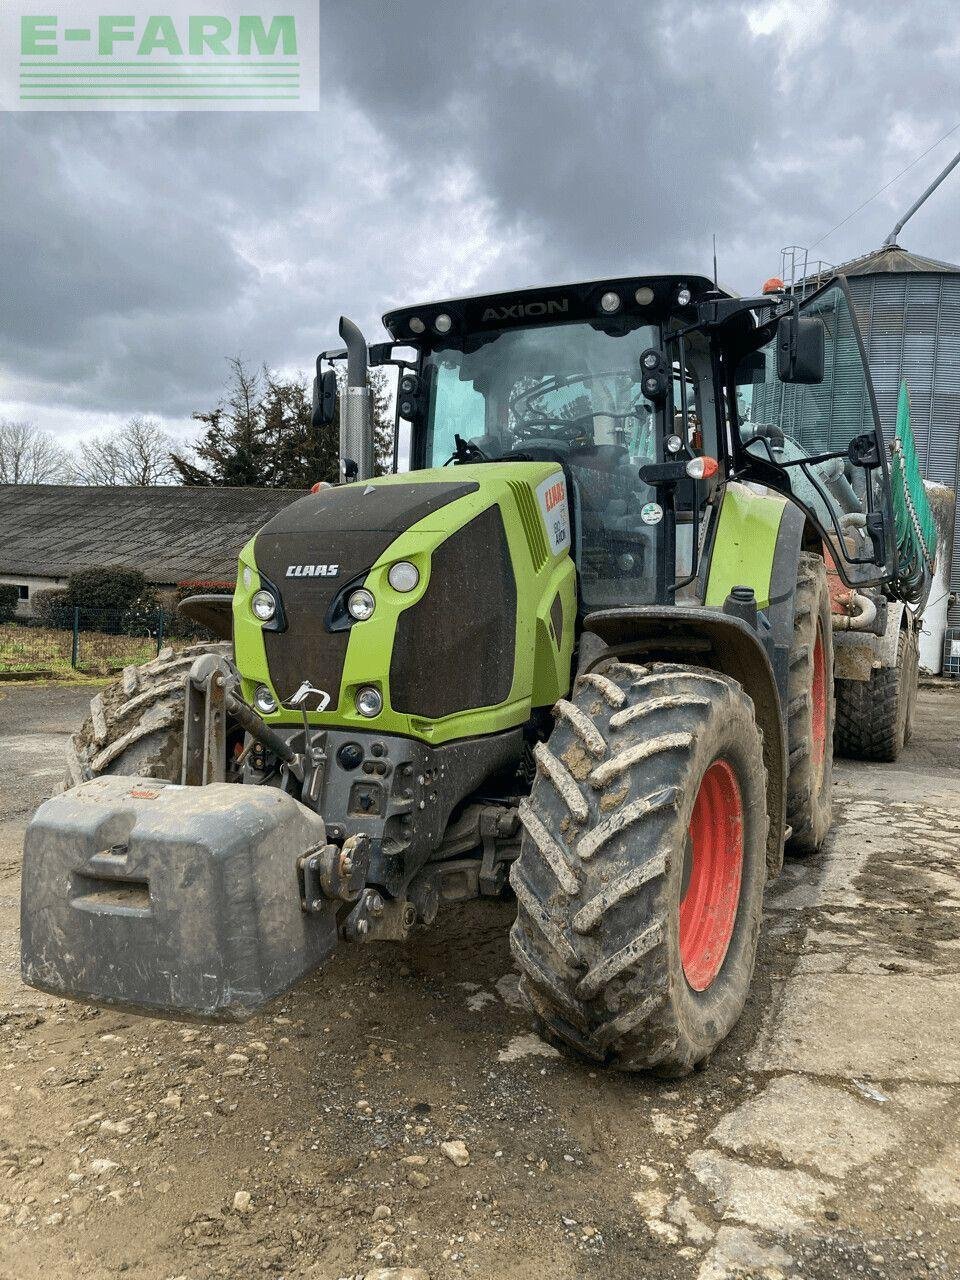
[680,759,744,992]
[811,625,827,770]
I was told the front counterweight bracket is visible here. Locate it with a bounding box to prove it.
[181,653,234,786]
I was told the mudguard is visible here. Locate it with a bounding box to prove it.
[21,776,335,1020]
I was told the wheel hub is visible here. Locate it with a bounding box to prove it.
[679,758,744,991]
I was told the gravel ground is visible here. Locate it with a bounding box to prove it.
[0,679,959,1280]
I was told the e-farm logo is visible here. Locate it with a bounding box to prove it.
[1,2,319,111]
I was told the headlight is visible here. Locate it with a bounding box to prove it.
[254,685,278,714]
[347,588,376,621]
[600,291,621,313]
[388,561,420,593]
[251,589,276,622]
[355,686,383,718]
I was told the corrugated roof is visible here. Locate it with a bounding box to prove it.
[0,484,306,584]
[831,243,960,278]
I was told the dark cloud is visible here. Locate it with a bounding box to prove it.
[2,0,960,433]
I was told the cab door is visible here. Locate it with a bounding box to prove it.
[731,276,895,587]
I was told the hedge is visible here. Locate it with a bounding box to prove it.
[0,584,19,625]
[67,566,146,612]
[32,588,74,629]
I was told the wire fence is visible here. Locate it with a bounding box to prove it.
[0,606,172,677]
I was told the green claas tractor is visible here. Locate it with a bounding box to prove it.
[21,272,932,1074]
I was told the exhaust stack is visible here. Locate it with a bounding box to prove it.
[338,316,373,481]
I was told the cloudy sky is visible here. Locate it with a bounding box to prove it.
[2,0,960,449]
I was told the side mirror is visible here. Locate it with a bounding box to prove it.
[311,364,338,428]
[777,314,824,384]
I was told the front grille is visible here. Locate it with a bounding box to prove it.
[251,479,480,711]
[256,531,386,707]
[390,505,517,718]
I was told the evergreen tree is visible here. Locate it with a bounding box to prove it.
[173,356,395,488]
[262,368,340,488]
[172,359,272,486]
[369,367,395,476]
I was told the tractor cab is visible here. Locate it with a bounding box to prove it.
[378,275,724,611]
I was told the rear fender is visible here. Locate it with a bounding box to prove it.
[581,607,786,876]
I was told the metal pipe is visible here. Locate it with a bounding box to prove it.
[339,316,367,386]
[338,316,373,481]
[884,147,960,246]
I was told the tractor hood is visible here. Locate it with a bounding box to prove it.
[232,463,577,745]
[250,478,479,713]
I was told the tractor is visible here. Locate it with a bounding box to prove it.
[20,272,933,1075]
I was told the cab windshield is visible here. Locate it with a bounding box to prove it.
[421,320,663,607]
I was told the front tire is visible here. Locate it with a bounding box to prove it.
[63,642,234,789]
[510,661,768,1075]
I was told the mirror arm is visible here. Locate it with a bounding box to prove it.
[694,295,784,330]
[668,295,786,349]
[775,448,851,469]
[317,347,348,365]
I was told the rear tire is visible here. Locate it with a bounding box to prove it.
[62,642,233,789]
[785,553,834,855]
[834,629,918,763]
[509,661,768,1075]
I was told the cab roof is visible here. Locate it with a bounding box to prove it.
[383,273,727,343]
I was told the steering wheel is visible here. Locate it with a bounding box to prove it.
[513,414,594,443]
[513,408,651,444]
[512,372,652,441]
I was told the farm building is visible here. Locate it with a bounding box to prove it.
[0,484,305,616]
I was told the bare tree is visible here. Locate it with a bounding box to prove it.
[71,416,177,486]
[0,419,71,484]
